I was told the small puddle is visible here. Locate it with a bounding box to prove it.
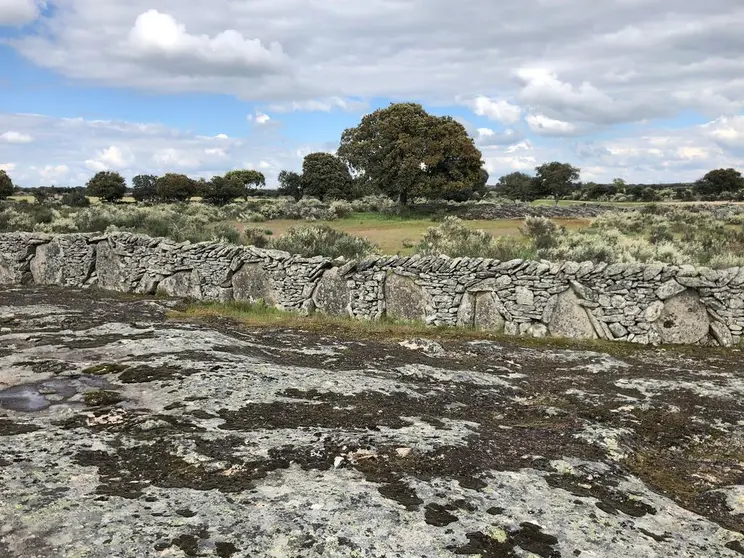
[0,375,115,412]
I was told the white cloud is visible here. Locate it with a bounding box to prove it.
[0,131,33,143]
[525,114,578,136]
[0,112,325,187]
[0,163,16,172]
[126,10,287,76]
[0,0,43,26]
[267,97,368,113]
[704,115,744,151]
[85,145,131,171]
[463,96,522,125]
[36,164,70,184]
[5,0,744,128]
[474,127,520,146]
[247,111,272,125]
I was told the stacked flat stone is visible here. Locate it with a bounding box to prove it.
[1,232,742,348]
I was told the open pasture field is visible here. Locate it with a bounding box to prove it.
[239,212,591,255]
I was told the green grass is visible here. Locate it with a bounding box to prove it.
[169,300,735,358]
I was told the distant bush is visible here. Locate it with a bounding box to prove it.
[350,195,396,212]
[272,225,379,259]
[416,216,535,260]
[242,227,271,248]
[60,189,90,207]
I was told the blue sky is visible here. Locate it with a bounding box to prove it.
[1,0,743,187]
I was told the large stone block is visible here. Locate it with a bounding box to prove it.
[313,267,351,316]
[157,270,202,299]
[232,263,276,305]
[456,293,475,326]
[30,237,95,287]
[548,289,598,340]
[95,241,131,292]
[473,292,506,332]
[654,290,710,345]
[384,272,428,322]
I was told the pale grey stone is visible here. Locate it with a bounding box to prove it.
[655,279,686,300]
[710,322,734,348]
[313,267,351,317]
[526,323,548,338]
[456,293,475,326]
[644,301,665,322]
[642,263,664,281]
[515,286,534,306]
[541,294,558,324]
[384,273,429,322]
[157,270,202,299]
[569,280,596,302]
[473,292,505,332]
[95,240,130,292]
[232,263,277,305]
[548,289,598,340]
[609,323,629,338]
[654,290,710,345]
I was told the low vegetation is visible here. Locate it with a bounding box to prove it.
[1,197,743,267]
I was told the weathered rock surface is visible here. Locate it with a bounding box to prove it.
[232,263,276,305]
[312,267,350,316]
[0,286,742,557]
[655,290,711,345]
[473,292,506,332]
[548,289,598,340]
[384,272,428,321]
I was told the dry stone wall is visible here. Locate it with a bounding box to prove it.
[1,232,743,347]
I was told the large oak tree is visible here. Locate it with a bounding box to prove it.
[337,103,485,205]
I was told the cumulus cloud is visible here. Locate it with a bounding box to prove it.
[85,146,131,172]
[474,127,521,146]
[6,0,744,124]
[462,96,522,125]
[525,114,579,136]
[0,0,43,26]
[267,97,368,113]
[0,112,326,187]
[704,115,744,152]
[247,111,272,125]
[125,10,287,76]
[0,131,33,143]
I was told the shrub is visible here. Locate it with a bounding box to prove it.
[242,227,270,248]
[417,216,534,260]
[61,189,90,207]
[350,194,396,213]
[329,200,353,218]
[520,216,559,249]
[272,225,378,259]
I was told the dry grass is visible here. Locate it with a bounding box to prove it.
[235,214,590,254]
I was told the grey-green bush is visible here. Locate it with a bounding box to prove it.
[272,225,379,259]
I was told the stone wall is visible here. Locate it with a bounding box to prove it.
[1,232,742,347]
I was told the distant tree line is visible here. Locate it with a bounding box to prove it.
[494,166,744,203]
[2,102,744,207]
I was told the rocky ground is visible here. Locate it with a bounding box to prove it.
[0,286,743,557]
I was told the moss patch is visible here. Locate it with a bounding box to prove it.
[83,390,124,407]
